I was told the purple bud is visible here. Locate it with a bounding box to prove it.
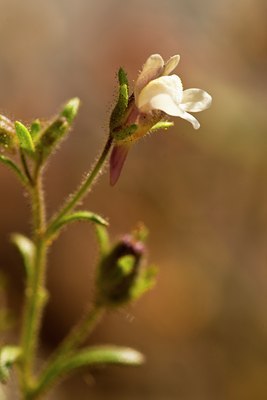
[109,143,130,186]
[96,235,145,306]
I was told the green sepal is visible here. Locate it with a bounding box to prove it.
[117,255,136,276]
[61,97,80,124]
[150,120,174,132]
[131,265,157,300]
[112,124,137,141]
[0,346,21,383]
[0,115,17,152]
[35,346,144,396]
[0,155,28,186]
[118,67,129,89]
[15,121,35,154]
[10,233,35,281]
[46,211,108,240]
[30,119,42,139]
[109,68,129,131]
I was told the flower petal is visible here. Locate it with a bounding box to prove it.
[134,54,164,100]
[162,55,180,76]
[110,143,130,186]
[178,110,200,129]
[137,75,183,115]
[180,88,212,112]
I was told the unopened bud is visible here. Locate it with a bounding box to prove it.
[96,235,144,306]
[35,98,80,165]
[61,97,80,124]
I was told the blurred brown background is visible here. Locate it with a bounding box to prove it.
[1,0,267,399]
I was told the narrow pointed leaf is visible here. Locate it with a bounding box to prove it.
[61,345,144,369]
[15,121,35,153]
[0,346,21,383]
[36,346,144,396]
[10,234,35,280]
[46,211,108,239]
[35,117,69,164]
[0,155,28,185]
[30,119,42,139]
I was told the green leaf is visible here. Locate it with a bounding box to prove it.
[61,345,144,369]
[61,98,80,124]
[0,155,28,186]
[35,346,144,396]
[30,119,42,139]
[0,346,21,383]
[10,234,35,280]
[46,211,108,240]
[35,117,69,164]
[109,68,129,131]
[15,121,35,154]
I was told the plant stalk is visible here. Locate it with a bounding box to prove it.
[20,172,47,396]
[29,304,104,399]
[47,136,113,233]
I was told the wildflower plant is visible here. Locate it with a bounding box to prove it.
[0,54,211,399]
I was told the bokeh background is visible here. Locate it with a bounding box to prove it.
[1,0,267,399]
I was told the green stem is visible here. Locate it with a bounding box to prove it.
[30,304,104,399]
[20,172,47,394]
[54,304,104,356]
[20,150,33,186]
[47,136,113,233]
[18,136,112,398]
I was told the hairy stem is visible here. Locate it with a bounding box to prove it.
[47,136,113,233]
[20,172,47,395]
[29,305,104,398]
[20,150,33,186]
[53,304,104,356]
[19,137,112,398]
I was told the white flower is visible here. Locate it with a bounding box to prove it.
[134,54,212,129]
[109,53,212,185]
